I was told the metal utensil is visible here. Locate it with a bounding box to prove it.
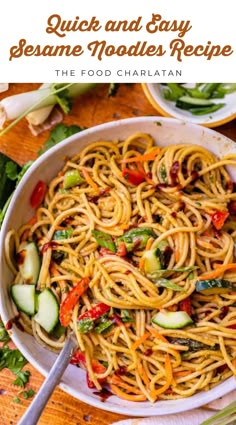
[18,332,78,425]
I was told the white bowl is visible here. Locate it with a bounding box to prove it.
[142,83,236,128]
[1,117,236,417]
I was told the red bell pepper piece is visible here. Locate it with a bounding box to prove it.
[211,210,229,230]
[78,303,110,321]
[59,277,89,326]
[30,181,47,209]
[179,297,192,316]
[70,350,107,388]
[122,168,146,185]
[227,324,236,329]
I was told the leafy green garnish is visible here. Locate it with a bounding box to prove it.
[0,345,28,374]
[22,388,35,399]
[38,123,85,156]
[52,84,72,114]
[116,228,156,252]
[13,370,31,387]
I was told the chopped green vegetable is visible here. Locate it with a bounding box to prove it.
[92,229,117,253]
[149,265,198,280]
[161,83,236,117]
[94,319,114,334]
[195,279,233,295]
[170,338,219,352]
[52,227,73,263]
[159,164,167,183]
[116,227,156,252]
[77,317,94,333]
[63,169,85,189]
[162,83,186,101]
[53,228,73,240]
[121,309,134,323]
[151,277,185,292]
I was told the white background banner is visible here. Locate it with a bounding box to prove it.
[0,0,235,82]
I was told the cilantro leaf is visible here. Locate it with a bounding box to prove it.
[5,161,19,181]
[13,370,31,387]
[22,388,35,399]
[52,84,72,114]
[38,123,85,156]
[0,345,28,374]
[15,160,34,185]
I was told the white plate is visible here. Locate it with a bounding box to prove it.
[1,117,236,417]
[142,83,236,128]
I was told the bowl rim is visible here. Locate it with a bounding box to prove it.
[142,83,236,128]
[1,116,236,416]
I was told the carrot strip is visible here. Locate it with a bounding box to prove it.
[149,327,169,343]
[82,168,99,191]
[27,216,37,225]
[174,370,191,377]
[198,263,236,280]
[138,363,150,386]
[108,375,145,396]
[131,332,151,350]
[110,384,146,401]
[139,257,145,271]
[120,149,161,164]
[150,354,173,399]
[173,233,180,262]
[136,161,155,185]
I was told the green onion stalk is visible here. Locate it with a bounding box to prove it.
[0,83,97,136]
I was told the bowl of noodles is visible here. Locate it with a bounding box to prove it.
[1,116,236,417]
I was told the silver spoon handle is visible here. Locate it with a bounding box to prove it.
[18,334,77,425]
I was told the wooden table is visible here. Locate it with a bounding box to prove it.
[0,83,236,425]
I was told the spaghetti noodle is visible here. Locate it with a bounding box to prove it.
[5,132,236,403]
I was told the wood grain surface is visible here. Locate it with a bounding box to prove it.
[0,83,235,425]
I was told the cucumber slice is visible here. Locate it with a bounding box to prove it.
[33,289,59,333]
[176,96,214,108]
[143,249,161,274]
[195,279,233,295]
[17,242,41,284]
[11,284,35,316]
[152,311,193,329]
